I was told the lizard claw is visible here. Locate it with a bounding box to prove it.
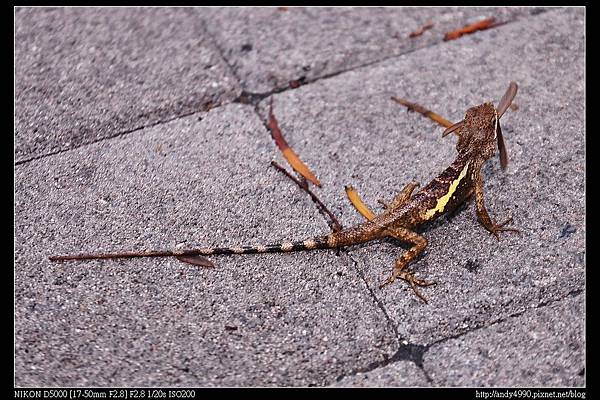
[488,217,521,241]
[380,270,436,303]
[379,275,396,289]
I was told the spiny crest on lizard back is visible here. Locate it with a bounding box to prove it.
[456,102,498,160]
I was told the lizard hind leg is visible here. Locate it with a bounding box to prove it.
[379,227,435,303]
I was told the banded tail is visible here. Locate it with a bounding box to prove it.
[49,221,384,264]
[48,236,335,263]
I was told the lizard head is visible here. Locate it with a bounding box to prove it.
[442,82,518,170]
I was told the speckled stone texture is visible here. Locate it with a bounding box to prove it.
[15,7,584,387]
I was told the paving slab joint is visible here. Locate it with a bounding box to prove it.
[14,110,201,166]
[425,288,584,351]
[344,250,401,339]
[199,17,245,94]
[332,278,584,385]
[206,8,555,101]
[332,250,435,383]
[333,340,433,384]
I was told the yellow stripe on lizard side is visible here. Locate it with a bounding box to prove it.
[424,161,470,219]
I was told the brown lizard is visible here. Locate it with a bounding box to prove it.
[50,82,520,302]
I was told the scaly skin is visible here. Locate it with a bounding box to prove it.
[50,84,521,302]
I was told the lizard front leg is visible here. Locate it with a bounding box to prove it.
[381,227,435,303]
[473,164,520,240]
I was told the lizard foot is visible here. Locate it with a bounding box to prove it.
[488,217,521,241]
[380,270,436,303]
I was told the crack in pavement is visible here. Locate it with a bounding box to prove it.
[14,110,203,166]
[335,249,434,384]
[17,8,551,167]
[334,287,583,385]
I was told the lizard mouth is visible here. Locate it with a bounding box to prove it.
[495,82,518,170]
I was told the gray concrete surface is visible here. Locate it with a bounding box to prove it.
[15,7,585,387]
[423,293,584,386]
[202,7,548,93]
[15,8,241,163]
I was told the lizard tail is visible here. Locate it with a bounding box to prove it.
[48,236,334,262]
[193,236,333,255]
[49,222,383,263]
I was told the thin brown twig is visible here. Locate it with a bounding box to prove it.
[270,161,342,233]
[409,22,434,38]
[390,96,454,128]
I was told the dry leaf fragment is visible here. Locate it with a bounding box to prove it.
[344,185,376,221]
[175,255,215,268]
[267,100,322,187]
[444,17,496,41]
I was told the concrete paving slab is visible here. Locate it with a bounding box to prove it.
[334,293,584,387]
[15,7,241,163]
[424,293,585,386]
[14,6,585,388]
[201,7,549,93]
[333,360,428,387]
[250,7,584,385]
[15,103,397,386]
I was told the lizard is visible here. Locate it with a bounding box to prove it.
[49,82,520,302]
